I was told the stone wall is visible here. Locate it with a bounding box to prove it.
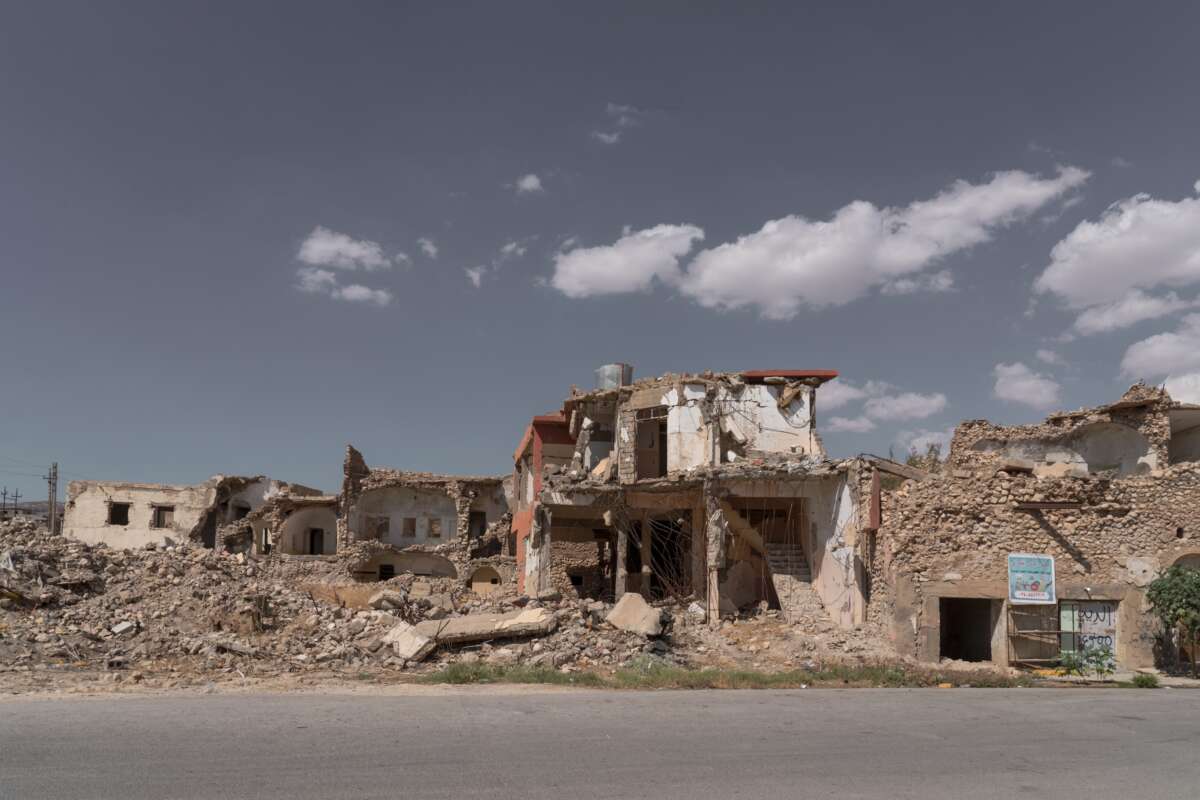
[873,461,1200,667]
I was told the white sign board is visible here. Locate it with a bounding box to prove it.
[1008,553,1056,605]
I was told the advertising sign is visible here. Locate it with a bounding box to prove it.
[1008,553,1056,604]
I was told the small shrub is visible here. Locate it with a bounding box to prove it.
[1131,673,1159,689]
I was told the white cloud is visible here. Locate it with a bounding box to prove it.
[418,237,439,259]
[1111,156,1133,168]
[1035,181,1200,311]
[394,251,412,266]
[862,391,947,421]
[500,241,528,259]
[679,167,1088,319]
[332,284,392,306]
[515,174,544,194]
[591,102,644,145]
[1035,348,1065,366]
[1071,290,1195,335]
[296,267,391,306]
[818,380,869,411]
[1165,372,1200,404]
[550,224,705,298]
[298,226,391,271]
[1120,314,1200,378]
[464,266,486,289]
[296,266,338,294]
[993,362,1062,408]
[828,416,877,433]
[896,427,955,457]
[880,269,955,296]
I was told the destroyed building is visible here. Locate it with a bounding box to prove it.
[870,384,1200,670]
[514,366,902,631]
[63,476,324,551]
[338,446,512,587]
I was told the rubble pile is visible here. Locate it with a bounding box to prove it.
[1,519,897,692]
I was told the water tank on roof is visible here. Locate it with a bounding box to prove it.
[595,363,633,390]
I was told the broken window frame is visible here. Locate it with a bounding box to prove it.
[401,517,417,538]
[427,516,442,539]
[150,505,175,529]
[107,502,131,526]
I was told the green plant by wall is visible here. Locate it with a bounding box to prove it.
[1146,565,1200,677]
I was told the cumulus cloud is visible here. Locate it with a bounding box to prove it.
[828,416,877,433]
[1071,290,1195,335]
[591,102,645,145]
[1035,181,1200,328]
[332,284,392,306]
[418,237,439,259]
[1165,372,1200,404]
[862,391,947,421]
[1036,348,1065,366]
[1120,314,1200,378]
[880,269,956,296]
[548,169,1082,317]
[295,267,391,306]
[464,266,486,289]
[821,379,946,435]
[993,362,1062,408]
[896,427,955,458]
[818,380,869,411]
[515,174,544,194]
[500,240,528,259]
[680,167,1087,319]
[298,226,391,271]
[551,224,705,298]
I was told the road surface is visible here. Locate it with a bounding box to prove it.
[2,687,1197,799]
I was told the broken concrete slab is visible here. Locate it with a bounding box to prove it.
[414,607,557,645]
[367,589,407,610]
[381,621,436,662]
[110,621,137,637]
[606,592,664,637]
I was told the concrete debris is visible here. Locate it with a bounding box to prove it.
[414,607,557,645]
[606,593,664,637]
[381,621,436,662]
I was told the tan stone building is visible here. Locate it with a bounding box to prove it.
[871,384,1200,670]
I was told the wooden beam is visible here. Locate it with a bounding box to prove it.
[1015,501,1082,511]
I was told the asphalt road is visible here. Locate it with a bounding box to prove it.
[2,687,1198,799]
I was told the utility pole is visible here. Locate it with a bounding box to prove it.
[46,463,58,534]
[1,487,7,518]
[11,489,21,517]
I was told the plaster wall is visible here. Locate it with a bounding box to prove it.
[278,506,339,555]
[64,481,215,549]
[350,486,457,546]
[1170,425,1200,464]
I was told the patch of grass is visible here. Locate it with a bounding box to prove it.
[421,657,1031,690]
[421,662,606,687]
[1129,673,1160,689]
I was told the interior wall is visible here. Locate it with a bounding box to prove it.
[1170,425,1200,464]
[278,506,338,555]
[350,486,457,546]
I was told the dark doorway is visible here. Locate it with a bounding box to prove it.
[308,528,325,555]
[939,598,995,662]
[635,407,669,480]
[468,511,487,538]
[378,563,396,581]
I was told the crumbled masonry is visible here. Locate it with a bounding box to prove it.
[6,368,1200,691]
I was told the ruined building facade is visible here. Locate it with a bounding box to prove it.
[870,384,1200,669]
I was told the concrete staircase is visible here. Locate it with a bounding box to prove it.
[764,541,831,625]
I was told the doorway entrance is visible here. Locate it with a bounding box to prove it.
[939,598,995,662]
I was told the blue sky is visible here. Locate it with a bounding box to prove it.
[3,2,1200,497]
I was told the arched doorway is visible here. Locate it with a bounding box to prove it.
[470,566,503,595]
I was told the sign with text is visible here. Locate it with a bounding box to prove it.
[1008,553,1056,604]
